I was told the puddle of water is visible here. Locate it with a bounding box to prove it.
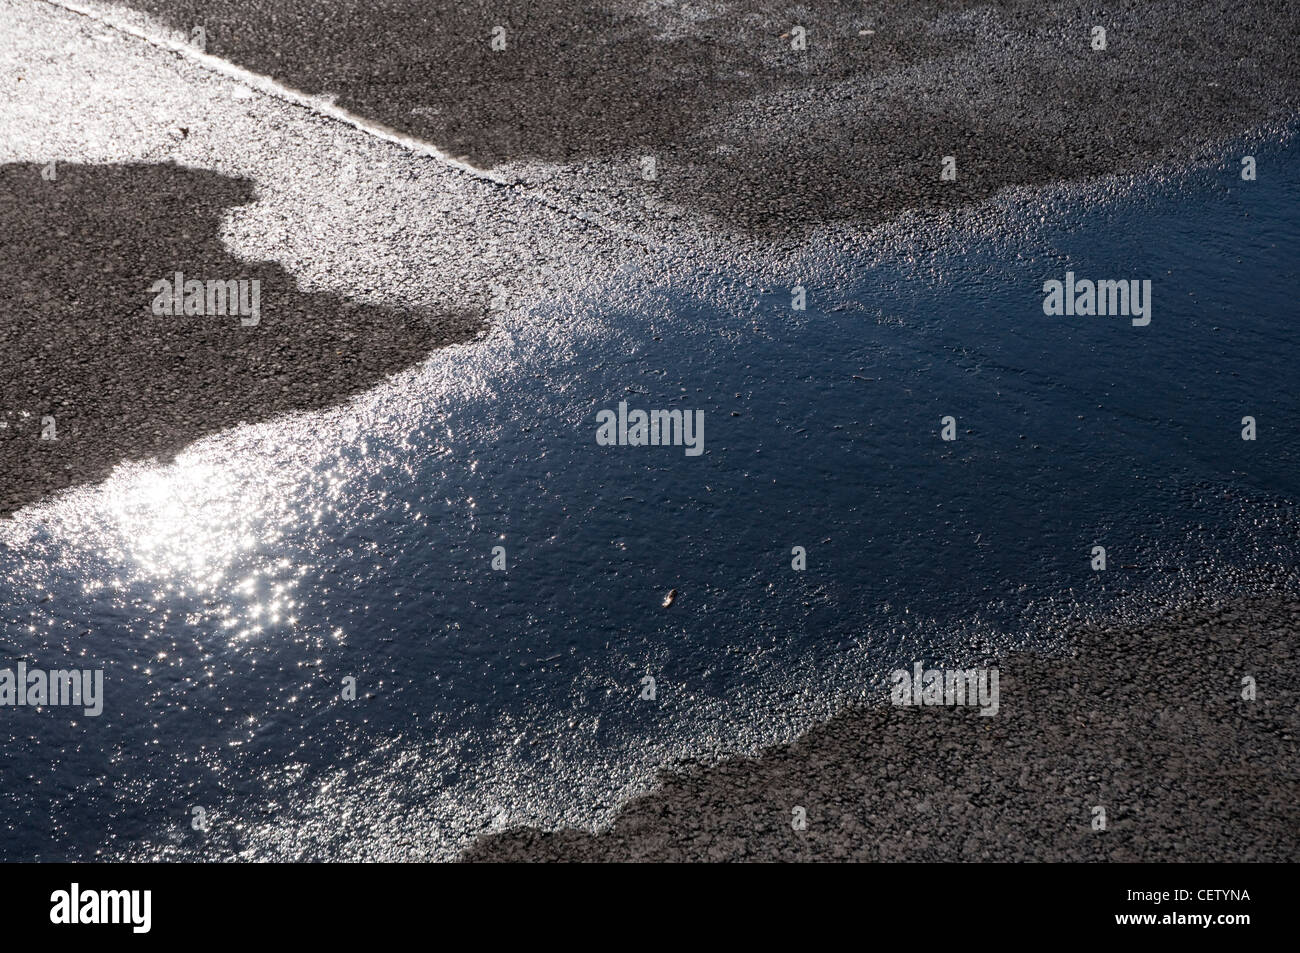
[1,132,1297,861]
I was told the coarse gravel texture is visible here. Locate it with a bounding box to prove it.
[463,582,1300,861]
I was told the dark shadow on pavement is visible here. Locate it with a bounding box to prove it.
[0,161,483,515]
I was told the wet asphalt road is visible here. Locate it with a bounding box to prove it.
[2,0,1298,862]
